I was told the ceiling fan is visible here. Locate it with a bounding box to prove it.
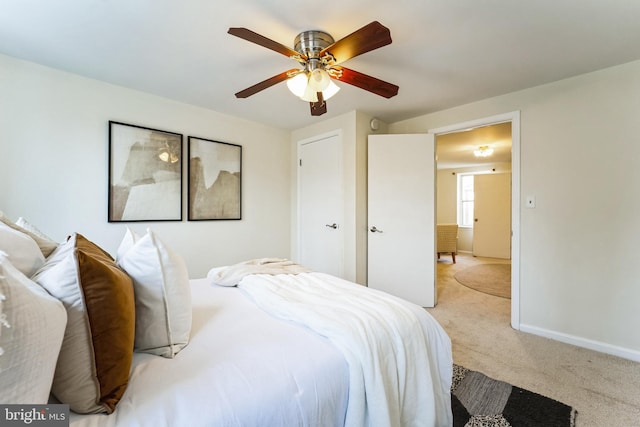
[228,21,399,116]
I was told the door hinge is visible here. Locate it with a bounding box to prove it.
[299,159,302,166]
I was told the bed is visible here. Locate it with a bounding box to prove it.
[0,218,453,427]
[68,279,352,427]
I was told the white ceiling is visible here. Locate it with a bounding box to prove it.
[1,0,640,131]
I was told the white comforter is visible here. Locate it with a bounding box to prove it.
[70,281,350,427]
[211,264,453,427]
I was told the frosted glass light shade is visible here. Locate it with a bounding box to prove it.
[308,68,331,92]
[301,84,319,102]
[322,80,340,100]
[287,69,339,103]
[286,73,308,97]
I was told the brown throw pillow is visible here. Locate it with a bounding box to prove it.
[32,233,135,414]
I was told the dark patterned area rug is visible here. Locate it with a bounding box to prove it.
[452,365,577,427]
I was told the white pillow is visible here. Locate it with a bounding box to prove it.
[0,252,67,404]
[0,221,45,276]
[117,228,192,358]
[116,226,139,261]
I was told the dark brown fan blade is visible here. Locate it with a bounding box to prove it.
[310,92,327,116]
[228,28,304,59]
[332,66,399,98]
[234,69,299,98]
[320,21,391,64]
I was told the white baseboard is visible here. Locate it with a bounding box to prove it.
[519,323,640,363]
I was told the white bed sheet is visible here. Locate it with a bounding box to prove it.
[69,279,349,427]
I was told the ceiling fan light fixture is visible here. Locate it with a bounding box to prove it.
[286,72,308,97]
[308,68,331,92]
[229,22,397,116]
[322,80,340,100]
[300,83,319,102]
[288,70,339,102]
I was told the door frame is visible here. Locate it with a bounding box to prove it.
[430,111,521,330]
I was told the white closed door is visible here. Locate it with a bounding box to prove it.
[473,173,512,259]
[368,133,436,307]
[298,133,344,277]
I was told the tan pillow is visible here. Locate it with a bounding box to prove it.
[0,252,67,404]
[16,217,59,257]
[117,228,192,358]
[0,212,58,258]
[32,233,135,414]
[0,221,44,276]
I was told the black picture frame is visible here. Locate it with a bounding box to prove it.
[188,136,242,220]
[108,121,183,222]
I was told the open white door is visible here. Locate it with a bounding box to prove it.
[368,133,436,307]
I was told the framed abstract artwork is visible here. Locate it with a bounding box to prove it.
[108,121,183,222]
[187,136,242,220]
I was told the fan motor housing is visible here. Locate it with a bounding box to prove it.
[294,30,334,58]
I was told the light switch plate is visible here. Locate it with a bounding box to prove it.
[526,195,536,208]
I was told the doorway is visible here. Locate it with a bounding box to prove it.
[431,111,521,329]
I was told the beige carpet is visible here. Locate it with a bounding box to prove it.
[454,263,511,298]
[431,253,640,427]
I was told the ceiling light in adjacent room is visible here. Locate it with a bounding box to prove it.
[474,146,494,157]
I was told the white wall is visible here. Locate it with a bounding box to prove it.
[4,49,639,361]
[391,60,640,361]
[0,53,291,279]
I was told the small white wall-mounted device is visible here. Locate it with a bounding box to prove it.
[526,195,536,208]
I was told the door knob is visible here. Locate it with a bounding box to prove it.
[370,226,383,233]
[325,223,338,229]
